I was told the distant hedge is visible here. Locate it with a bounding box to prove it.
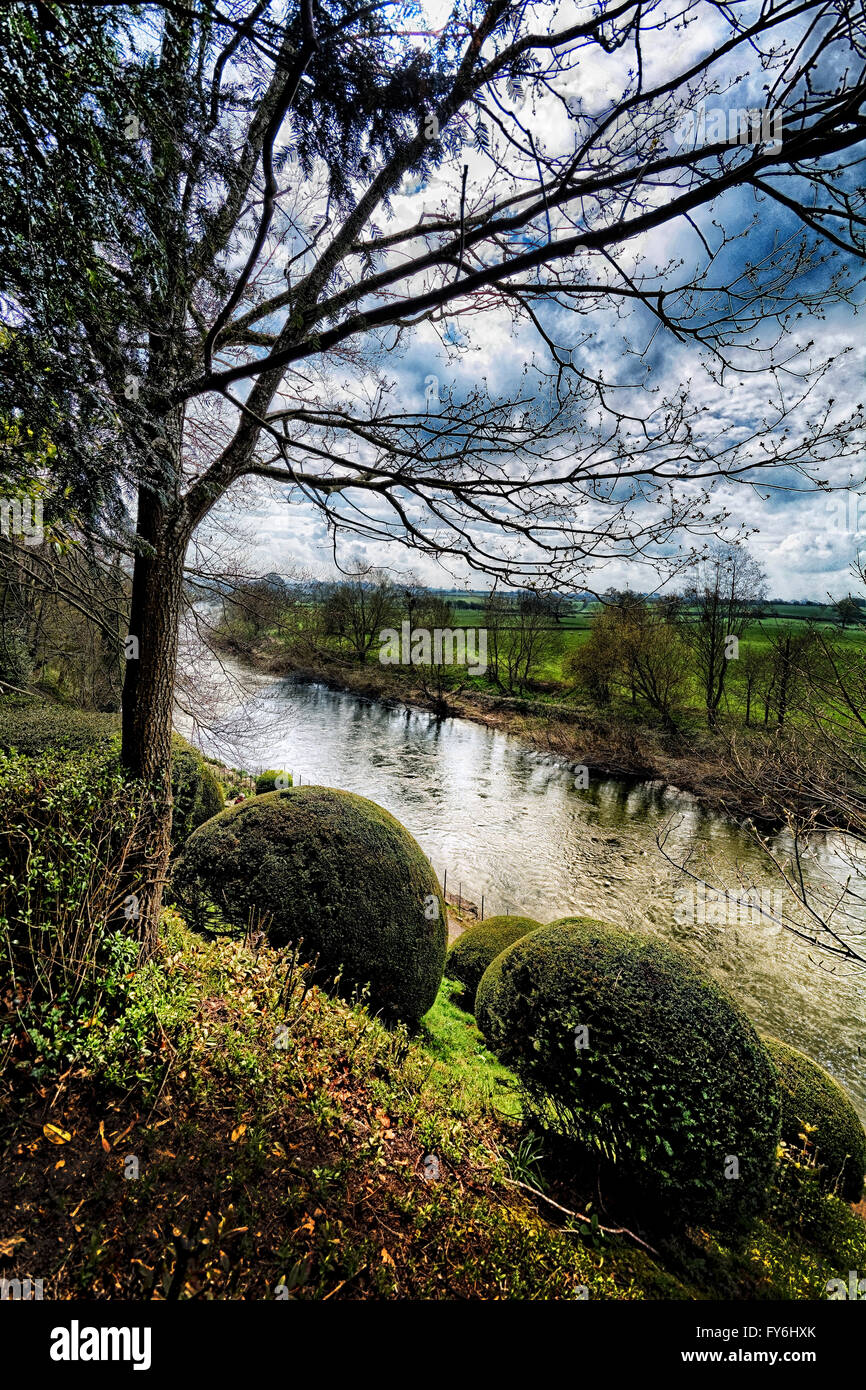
[445,915,542,1003]
[255,769,293,794]
[171,785,447,1024]
[0,703,223,847]
[476,917,781,1229]
[764,1035,866,1203]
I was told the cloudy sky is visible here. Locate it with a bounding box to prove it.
[203,0,866,602]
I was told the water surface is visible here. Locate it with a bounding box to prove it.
[186,670,865,1120]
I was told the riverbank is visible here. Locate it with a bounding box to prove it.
[214,635,776,827]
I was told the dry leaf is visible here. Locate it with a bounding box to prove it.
[43,1124,72,1145]
[0,1235,25,1256]
[380,1247,395,1267]
[230,1124,247,1143]
[98,1121,111,1153]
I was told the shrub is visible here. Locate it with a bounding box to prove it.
[0,623,33,688]
[475,917,781,1229]
[170,735,225,846]
[0,702,120,754]
[763,1035,866,1203]
[171,785,447,1024]
[0,746,151,1074]
[445,915,542,1002]
[768,1146,866,1269]
[0,704,223,848]
[255,768,292,794]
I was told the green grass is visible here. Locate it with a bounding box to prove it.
[420,977,522,1119]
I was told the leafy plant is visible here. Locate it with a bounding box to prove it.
[0,745,152,1073]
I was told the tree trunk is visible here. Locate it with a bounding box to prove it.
[120,489,189,951]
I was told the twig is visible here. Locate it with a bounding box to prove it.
[500,1176,657,1254]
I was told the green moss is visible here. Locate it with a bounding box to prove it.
[169,734,225,847]
[171,785,447,1024]
[764,1035,866,1203]
[475,917,781,1230]
[0,702,120,754]
[445,915,543,1004]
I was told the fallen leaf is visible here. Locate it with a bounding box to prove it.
[43,1124,72,1145]
[380,1247,395,1267]
[231,1124,247,1143]
[0,1235,25,1256]
[98,1121,111,1153]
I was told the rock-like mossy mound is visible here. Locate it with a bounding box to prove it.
[445,915,542,1004]
[763,1035,866,1203]
[171,785,446,1024]
[475,916,781,1229]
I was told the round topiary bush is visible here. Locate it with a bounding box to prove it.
[475,917,781,1228]
[445,915,542,1003]
[255,768,293,794]
[763,1035,866,1203]
[171,785,446,1024]
[170,736,225,847]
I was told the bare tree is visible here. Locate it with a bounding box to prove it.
[484,588,562,694]
[663,560,866,970]
[320,566,401,663]
[680,543,767,725]
[569,594,689,726]
[4,0,866,936]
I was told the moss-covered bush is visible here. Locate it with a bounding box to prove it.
[445,915,542,1002]
[255,768,292,794]
[0,703,224,848]
[763,1035,866,1203]
[171,785,446,1024]
[476,917,781,1229]
[170,736,225,846]
[0,706,225,845]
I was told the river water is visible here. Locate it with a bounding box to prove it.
[185,667,865,1121]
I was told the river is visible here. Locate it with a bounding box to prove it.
[183,665,865,1122]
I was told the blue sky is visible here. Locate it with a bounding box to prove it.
[203,0,866,602]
